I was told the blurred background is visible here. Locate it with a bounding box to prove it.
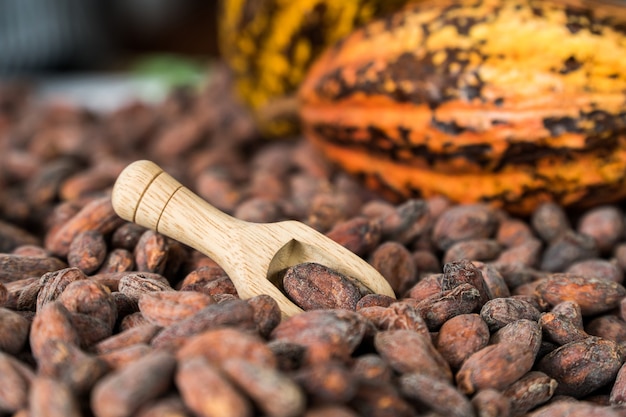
[0,0,219,111]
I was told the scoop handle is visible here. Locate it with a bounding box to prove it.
[111,160,242,265]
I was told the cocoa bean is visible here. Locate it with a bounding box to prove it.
[538,337,623,397]
[92,350,177,417]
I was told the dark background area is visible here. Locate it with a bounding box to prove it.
[0,0,220,75]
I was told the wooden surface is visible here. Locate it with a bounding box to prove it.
[111,160,396,318]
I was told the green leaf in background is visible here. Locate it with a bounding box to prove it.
[131,54,211,89]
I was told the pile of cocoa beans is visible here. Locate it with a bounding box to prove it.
[2,67,626,417]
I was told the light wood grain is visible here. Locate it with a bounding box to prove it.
[112,160,396,318]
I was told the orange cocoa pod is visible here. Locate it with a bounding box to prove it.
[299,0,626,214]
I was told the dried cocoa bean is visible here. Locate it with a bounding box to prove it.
[539,302,588,346]
[351,353,393,384]
[98,343,153,370]
[283,262,364,310]
[531,202,571,243]
[358,302,429,334]
[471,389,512,417]
[45,196,123,257]
[118,272,173,302]
[36,339,108,393]
[271,310,370,364]
[246,294,281,338]
[151,299,255,351]
[443,259,491,306]
[368,241,416,295]
[325,216,381,256]
[98,248,136,273]
[435,313,490,369]
[67,230,107,274]
[538,336,623,397]
[540,231,598,272]
[134,230,169,274]
[91,350,176,417]
[36,267,86,311]
[577,205,624,253]
[0,253,66,283]
[176,356,251,417]
[566,259,624,283]
[480,297,541,332]
[399,372,474,417]
[417,283,481,330]
[457,320,542,394]
[29,376,82,417]
[374,329,452,382]
[443,238,501,264]
[432,204,498,250]
[586,315,626,347]
[293,360,356,403]
[0,351,33,413]
[222,359,306,417]
[536,273,626,315]
[503,371,558,415]
[138,290,214,327]
[0,307,30,354]
[177,327,276,368]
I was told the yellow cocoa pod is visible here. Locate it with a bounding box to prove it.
[218,0,414,137]
[299,0,626,214]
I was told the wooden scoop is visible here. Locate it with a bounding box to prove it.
[111,160,395,317]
